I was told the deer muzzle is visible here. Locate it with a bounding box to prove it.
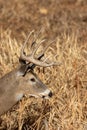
[40,89,53,99]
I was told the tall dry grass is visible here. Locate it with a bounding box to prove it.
[0,29,87,130]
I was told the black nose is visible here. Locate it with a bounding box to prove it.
[42,95,45,98]
[48,91,53,97]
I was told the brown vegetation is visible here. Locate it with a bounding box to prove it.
[0,0,87,130]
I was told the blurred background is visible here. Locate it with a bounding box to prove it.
[0,0,87,42]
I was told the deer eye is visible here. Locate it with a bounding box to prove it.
[30,78,36,82]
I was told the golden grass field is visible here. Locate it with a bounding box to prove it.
[0,0,87,130]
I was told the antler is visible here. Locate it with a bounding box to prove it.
[20,30,61,67]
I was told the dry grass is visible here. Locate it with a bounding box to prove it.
[0,29,87,130]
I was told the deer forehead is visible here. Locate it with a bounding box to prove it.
[16,70,36,78]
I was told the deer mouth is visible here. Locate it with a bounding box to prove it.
[28,89,53,99]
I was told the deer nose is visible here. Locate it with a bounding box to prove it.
[48,91,53,97]
[41,89,53,98]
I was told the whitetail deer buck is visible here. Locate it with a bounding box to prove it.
[0,30,61,116]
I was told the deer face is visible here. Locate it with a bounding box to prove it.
[27,71,52,98]
[18,70,52,99]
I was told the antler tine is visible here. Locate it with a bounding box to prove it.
[42,53,62,66]
[31,28,44,49]
[32,39,47,56]
[33,28,44,42]
[39,39,56,57]
[32,39,56,62]
[31,39,56,62]
[21,30,34,57]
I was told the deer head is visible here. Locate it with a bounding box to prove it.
[0,30,61,115]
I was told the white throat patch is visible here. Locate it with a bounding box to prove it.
[15,93,23,101]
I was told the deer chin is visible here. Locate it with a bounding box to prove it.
[28,94,39,98]
[28,94,48,99]
[28,90,51,99]
[28,95,50,99]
